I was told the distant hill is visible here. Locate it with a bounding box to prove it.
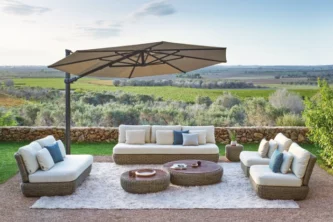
[0,65,332,80]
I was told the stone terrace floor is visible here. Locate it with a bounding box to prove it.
[1,156,333,222]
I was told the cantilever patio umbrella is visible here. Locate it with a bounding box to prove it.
[48,41,227,154]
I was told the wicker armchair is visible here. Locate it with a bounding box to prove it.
[249,153,317,200]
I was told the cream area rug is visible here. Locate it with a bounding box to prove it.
[31,162,299,209]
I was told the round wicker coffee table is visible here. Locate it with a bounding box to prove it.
[120,169,170,194]
[163,160,223,186]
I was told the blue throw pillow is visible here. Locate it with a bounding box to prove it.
[45,142,64,163]
[269,149,284,173]
[173,130,189,145]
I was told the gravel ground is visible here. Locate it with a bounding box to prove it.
[1,156,333,222]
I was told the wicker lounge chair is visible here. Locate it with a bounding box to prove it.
[14,136,93,197]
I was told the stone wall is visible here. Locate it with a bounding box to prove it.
[0,126,309,144]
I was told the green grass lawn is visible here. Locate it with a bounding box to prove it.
[13,78,318,102]
[0,141,326,184]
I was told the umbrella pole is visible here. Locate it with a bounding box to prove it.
[65,49,71,154]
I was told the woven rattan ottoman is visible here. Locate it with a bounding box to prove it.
[120,169,170,194]
[164,160,223,186]
[225,144,244,162]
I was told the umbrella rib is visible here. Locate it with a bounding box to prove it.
[75,42,164,79]
[147,52,186,73]
[128,54,141,79]
[49,53,127,68]
[145,50,180,65]
[151,51,225,63]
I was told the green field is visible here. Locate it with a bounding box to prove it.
[13,78,318,102]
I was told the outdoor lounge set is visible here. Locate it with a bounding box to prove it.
[14,125,316,201]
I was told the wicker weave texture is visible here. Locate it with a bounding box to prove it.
[20,165,92,197]
[14,153,29,183]
[241,161,250,177]
[225,144,244,162]
[15,152,92,197]
[120,170,170,194]
[113,154,219,164]
[302,154,317,186]
[250,175,309,200]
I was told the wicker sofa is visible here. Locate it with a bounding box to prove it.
[240,133,293,176]
[249,143,317,200]
[14,136,93,197]
[113,125,219,164]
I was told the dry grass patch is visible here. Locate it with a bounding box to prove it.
[0,93,25,107]
[88,80,113,86]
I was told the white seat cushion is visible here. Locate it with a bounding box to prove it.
[35,135,56,147]
[29,155,93,183]
[182,126,215,143]
[250,165,302,187]
[151,125,181,143]
[240,151,270,167]
[274,133,293,152]
[289,143,310,179]
[118,125,151,143]
[18,142,43,174]
[113,143,218,154]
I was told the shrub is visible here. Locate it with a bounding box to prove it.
[303,79,333,168]
[269,89,304,114]
[4,79,14,87]
[276,114,305,126]
[195,96,212,106]
[214,92,240,109]
[0,109,17,126]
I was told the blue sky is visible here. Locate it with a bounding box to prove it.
[0,0,332,65]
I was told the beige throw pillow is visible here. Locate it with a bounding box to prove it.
[289,143,311,178]
[36,148,55,171]
[258,138,269,157]
[125,130,146,145]
[156,130,174,145]
[189,130,206,145]
[267,139,278,158]
[280,151,294,174]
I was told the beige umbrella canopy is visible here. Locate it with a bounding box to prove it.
[49,41,227,79]
[48,41,226,154]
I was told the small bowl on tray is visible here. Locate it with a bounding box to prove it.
[135,169,156,177]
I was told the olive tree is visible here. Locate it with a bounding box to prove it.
[303,79,333,168]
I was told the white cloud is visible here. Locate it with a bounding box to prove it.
[1,0,51,16]
[132,0,176,19]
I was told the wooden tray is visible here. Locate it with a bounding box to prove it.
[135,169,156,177]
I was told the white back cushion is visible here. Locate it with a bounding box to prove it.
[56,140,66,158]
[280,151,294,174]
[289,143,310,178]
[182,126,215,143]
[125,130,146,145]
[189,130,207,145]
[267,139,278,158]
[156,130,174,145]
[36,135,56,147]
[119,125,151,143]
[274,133,293,152]
[151,125,181,143]
[258,138,269,158]
[36,149,55,171]
[18,142,42,174]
